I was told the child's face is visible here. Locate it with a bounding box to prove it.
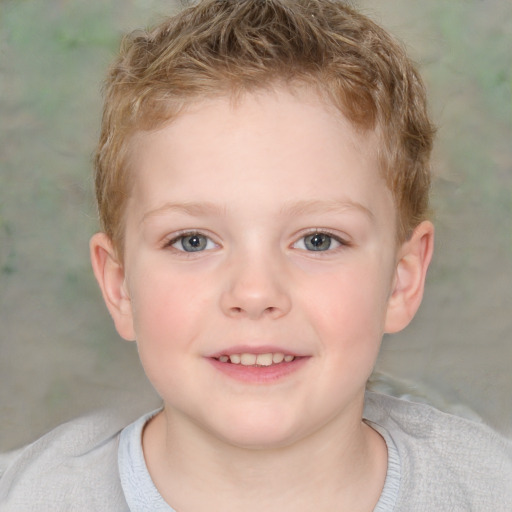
[97,87,419,448]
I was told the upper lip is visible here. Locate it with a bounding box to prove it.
[206,345,306,358]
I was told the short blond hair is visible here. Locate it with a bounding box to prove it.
[94,0,435,255]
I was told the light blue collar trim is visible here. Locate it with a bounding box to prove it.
[118,409,175,512]
[118,408,401,512]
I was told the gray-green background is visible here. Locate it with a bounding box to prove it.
[1,0,511,451]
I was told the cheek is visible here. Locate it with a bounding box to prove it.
[129,267,211,347]
[301,262,392,345]
[129,270,212,397]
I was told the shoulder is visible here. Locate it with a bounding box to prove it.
[364,391,512,457]
[365,392,512,511]
[0,409,133,512]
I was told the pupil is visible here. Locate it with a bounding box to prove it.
[182,234,207,252]
[305,233,331,251]
[311,234,325,246]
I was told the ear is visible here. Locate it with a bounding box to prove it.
[384,221,434,333]
[89,233,136,341]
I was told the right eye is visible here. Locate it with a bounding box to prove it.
[168,233,217,252]
[293,231,345,252]
[301,232,337,251]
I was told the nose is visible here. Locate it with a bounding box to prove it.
[219,251,292,320]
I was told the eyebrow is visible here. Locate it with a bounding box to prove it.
[141,198,374,224]
[280,199,375,220]
[141,201,227,223]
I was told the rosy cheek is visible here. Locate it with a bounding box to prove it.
[131,282,176,337]
[306,271,382,338]
[135,274,207,344]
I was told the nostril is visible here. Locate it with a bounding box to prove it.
[228,305,277,317]
[221,285,292,319]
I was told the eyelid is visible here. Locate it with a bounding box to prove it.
[292,229,351,250]
[163,230,220,251]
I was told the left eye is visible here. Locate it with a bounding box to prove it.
[294,232,342,252]
[170,233,216,252]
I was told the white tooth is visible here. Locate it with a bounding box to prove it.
[284,355,295,362]
[219,355,229,363]
[240,353,257,366]
[272,353,285,364]
[230,354,241,364]
[256,353,273,366]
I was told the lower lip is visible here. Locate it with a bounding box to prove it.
[207,357,309,384]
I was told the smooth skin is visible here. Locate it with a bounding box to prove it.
[91,87,433,512]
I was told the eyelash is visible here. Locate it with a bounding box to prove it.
[162,229,351,255]
[293,229,351,253]
[163,231,218,253]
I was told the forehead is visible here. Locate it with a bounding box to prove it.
[126,87,392,222]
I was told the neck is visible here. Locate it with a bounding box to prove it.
[142,400,387,512]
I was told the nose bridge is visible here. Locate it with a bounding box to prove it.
[220,242,291,319]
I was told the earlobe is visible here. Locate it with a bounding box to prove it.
[384,221,434,334]
[89,233,136,341]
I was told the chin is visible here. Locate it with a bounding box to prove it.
[205,409,308,450]
[218,427,300,451]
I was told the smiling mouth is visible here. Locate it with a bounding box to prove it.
[215,353,296,367]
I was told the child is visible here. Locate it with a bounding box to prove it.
[1,0,511,510]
